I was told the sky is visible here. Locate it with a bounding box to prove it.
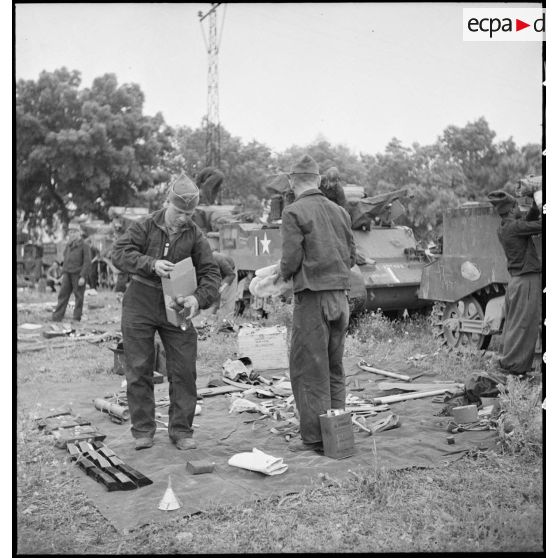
[15,2,543,155]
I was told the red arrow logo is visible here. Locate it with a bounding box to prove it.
[516,19,530,31]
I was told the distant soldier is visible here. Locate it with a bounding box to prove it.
[487,190,542,376]
[46,260,63,293]
[52,223,91,322]
[319,166,347,210]
[196,167,225,205]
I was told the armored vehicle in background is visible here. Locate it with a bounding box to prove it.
[418,200,542,350]
[84,207,150,289]
[16,232,64,288]
[216,186,431,316]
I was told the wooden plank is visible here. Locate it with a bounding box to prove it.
[372,388,465,405]
[357,361,411,382]
[221,378,254,390]
[377,382,464,392]
[197,385,246,397]
[17,333,110,353]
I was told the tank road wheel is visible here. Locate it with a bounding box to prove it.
[431,296,491,350]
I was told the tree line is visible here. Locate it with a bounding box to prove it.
[16,68,542,239]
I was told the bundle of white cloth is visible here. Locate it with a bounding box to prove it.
[249,264,292,299]
[228,448,288,476]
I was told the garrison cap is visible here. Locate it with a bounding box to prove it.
[168,173,200,212]
[487,190,517,215]
[325,166,340,182]
[289,154,320,176]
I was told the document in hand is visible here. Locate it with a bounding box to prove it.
[228,448,288,476]
[161,257,197,327]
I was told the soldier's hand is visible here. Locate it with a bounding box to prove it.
[218,283,227,294]
[154,259,175,278]
[78,277,86,287]
[179,295,200,320]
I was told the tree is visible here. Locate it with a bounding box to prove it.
[16,68,173,224]
[276,140,367,187]
[170,125,275,202]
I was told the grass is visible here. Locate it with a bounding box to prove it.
[16,290,544,554]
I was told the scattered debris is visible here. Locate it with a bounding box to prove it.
[222,358,252,381]
[367,413,401,433]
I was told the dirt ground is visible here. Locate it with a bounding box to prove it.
[16,288,544,554]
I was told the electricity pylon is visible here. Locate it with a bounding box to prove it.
[198,3,225,169]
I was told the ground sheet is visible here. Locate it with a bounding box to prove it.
[18,357,496,532]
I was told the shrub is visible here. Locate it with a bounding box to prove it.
[497,377,543,458]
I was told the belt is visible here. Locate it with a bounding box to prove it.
[131,274,162,289]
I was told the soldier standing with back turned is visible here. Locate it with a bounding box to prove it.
[277,154,356,453]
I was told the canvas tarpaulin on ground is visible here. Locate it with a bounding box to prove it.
[18,357,497,532]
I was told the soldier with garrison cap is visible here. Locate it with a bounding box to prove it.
[112,174,220,451]
[277,154,356,454]
[319,166,347,210]
[487,189,542,377]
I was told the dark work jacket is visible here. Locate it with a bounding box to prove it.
[280,189,356,293]
[111,208,220,309]
[319,182,347,210]
[62,239,91,279]
[213,252,236,285]
[497,207,542,276]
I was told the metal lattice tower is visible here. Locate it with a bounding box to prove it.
[199,3,224,169]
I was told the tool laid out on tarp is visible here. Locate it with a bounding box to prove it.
[357,360,412,382]
[159,475,182,511]
[35,406,107,448]
[67,441,153,491]
[93,397,130,424]
[42,322,75,339]
[446,419,495,434]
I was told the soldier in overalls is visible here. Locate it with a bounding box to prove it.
[112,175,220,450]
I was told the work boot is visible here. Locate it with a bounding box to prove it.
[135,437,154,450]
[288,439,323,453]
[175,438,197,451]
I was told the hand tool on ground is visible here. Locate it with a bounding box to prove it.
[372,387,464,405]
[358,360,411,382]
